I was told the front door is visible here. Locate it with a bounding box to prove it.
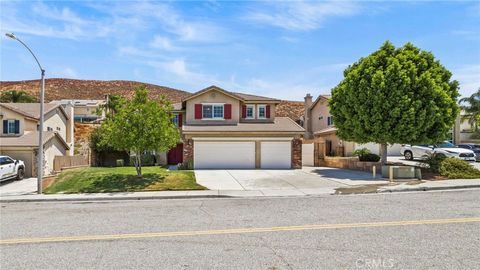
[167,144,183,165]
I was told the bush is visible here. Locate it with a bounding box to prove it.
[353,148,371,157]
[424,153,447,173]
[439,158,480,179]
[178,159,194,170]
[129,154,156,166]
[359,153,381,162]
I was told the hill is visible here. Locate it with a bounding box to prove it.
[0,78,305,122]
[0,78,191,103]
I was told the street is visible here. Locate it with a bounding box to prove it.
[1,190,480,270]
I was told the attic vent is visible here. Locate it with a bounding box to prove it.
[210,92,216,98]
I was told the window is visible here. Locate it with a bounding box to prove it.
[202,104,224,119]
[172,114,179,126]
[56,127,61,131]
[7,120,17,134]
[257,105,266,119]
[0,157,14,165]
[246,105,254,119]
[327,116,334,126]
[47,127,53,131]
[4,120,19,134]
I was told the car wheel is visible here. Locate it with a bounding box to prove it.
[404,151,413,161]
[16,168,25,181]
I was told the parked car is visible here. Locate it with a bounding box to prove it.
[0,156,25,182]
[400,141,476,162]
[457,144,480,162]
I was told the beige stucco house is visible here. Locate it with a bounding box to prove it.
[302,94,402,160]
[0,103,74,177]
[51,99,106,123]
[167,86,304,169]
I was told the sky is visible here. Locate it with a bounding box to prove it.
[1,0,479,101]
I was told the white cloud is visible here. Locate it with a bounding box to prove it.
[245,0,360,31]
[452,64,480,97]
[149,36,176,51]
[51,67,79,78]
[147,59,216,87]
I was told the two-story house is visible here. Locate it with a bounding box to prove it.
[303,94,402,159]
[51,99,106,123]
[168,86,304,169]
[0,103,74,177]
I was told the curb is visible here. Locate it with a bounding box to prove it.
[0,194,229,203]
[378,185,480,193]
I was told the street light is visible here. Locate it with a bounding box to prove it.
[5,33,45,194]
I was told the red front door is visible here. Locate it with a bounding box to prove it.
[167,143,183,165]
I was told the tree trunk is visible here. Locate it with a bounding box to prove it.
[380,143,388,165]
[134,152,142,177]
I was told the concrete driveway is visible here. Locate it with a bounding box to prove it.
[0,178,37,197]
[195,167,386,193]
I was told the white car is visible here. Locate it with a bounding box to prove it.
[400,142,476,162]
[0,156,25,182]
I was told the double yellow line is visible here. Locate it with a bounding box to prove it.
[2,217,479,245]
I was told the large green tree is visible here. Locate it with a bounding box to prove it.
[0,90,36,103]
[459,88,480,133]
[330,41,459,164]
[101,86,180,177]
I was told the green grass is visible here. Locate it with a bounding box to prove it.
[44,167,205,194]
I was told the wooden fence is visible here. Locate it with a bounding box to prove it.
[54,155,89,171]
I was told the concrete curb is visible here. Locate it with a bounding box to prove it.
[0,194,229,203]
[378,184,480,193]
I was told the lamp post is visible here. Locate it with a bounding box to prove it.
[5,33,45,194]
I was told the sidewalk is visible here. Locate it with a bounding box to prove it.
[1,179,479,202]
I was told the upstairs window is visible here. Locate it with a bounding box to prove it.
[257,105,266,119]
[327,116,334,126]
[3,120,20,135]
[202,104,224,119]
[172,114,179,126]
[246,105,254,119]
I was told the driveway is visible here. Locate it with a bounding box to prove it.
[195,167,387,192]
[0,178,37,197]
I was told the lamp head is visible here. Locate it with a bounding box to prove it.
[5,33,16,40]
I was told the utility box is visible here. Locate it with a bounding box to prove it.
[382,165,421,179]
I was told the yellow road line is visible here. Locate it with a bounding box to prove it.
[1,217,479,245]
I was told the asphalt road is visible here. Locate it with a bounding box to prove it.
[1,190,480,270]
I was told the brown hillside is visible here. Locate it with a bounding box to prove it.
[276,100,304,122]
[0,78,191,103]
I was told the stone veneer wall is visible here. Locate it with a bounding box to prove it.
[319,156,381,173]
[292,139,302,169]
[183,139,194,163]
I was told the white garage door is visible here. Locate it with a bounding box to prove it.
[194,141,255,169]
[261,141,291,169]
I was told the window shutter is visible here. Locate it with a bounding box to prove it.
[266,105,271,118]
[194,104,202,119]
[178,114,183,127]
[14,120,20,134]
[2,120,7,134]
[224,104,232,119]
[242,105,246,118]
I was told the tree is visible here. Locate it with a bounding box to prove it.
[0,90,36,103]
[101,86,180,177]
[329,41,459,165]
[459,88,480,132]
[96,94,125,118]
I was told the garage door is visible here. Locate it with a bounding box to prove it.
[194,141,255,169]
[1,150,34,177]
[261,141,291,169]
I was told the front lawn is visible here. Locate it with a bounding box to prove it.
[44,167,205,194]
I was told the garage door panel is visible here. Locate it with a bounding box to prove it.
[194,142,255,169]
[261,142,291,169]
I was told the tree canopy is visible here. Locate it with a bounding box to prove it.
[100,86,180,176]
[329,41,460,164]
[0,90,36,103]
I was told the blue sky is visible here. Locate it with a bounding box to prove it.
[1,0,479,100]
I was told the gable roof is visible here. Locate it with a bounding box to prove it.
[0,131,70,149]
[182,85,280,103]
[0,103,69,120]
[309,94,331,111]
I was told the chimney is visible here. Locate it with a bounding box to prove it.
[304,94,313,139]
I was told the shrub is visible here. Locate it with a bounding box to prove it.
[359,153,381,162]
[424,153,447,173]
[129,154,156,166]
[439,158,480,179]
[353,148,371,157]
[178,159,194,170]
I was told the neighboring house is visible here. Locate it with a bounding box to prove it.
[0,103,74,177]
[168,86,304,169]
[51,99,106,123]
[302,94,402,158]
[454,110,479,144]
